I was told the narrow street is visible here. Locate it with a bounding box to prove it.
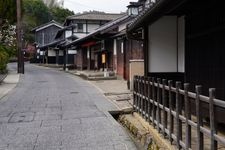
[0,63,137,150]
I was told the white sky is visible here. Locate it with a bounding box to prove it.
[63,0,132,13]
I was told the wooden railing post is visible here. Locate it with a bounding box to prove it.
[196,85,203,150]
[133,76,137,111]
[168,80,174,144]
[209,88,217,150]
[157,78,161,132]
[138,76,141,115]
[141,76,144,117]
[162,79,167,137]
[176,81,182,149]
[152,77,156,128]
[148,77,152,123]
[144,77,148,120]
[184,83,191,149]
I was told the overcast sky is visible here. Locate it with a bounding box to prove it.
[63,0,132,13]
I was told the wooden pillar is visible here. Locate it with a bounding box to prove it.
[143,26,149,76]
[63,49,66,70]
[87,46,90,70]
[56,49,59,65]
[46,48,48,64]
[65,49,68,70]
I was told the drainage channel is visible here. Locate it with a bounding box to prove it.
[109,110,145,150]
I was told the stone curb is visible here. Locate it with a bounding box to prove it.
[119,112,176,150]
[0,74,7,84]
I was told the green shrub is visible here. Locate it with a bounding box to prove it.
[0,50,9,73]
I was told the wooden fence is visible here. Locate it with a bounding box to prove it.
[133,76,225,150]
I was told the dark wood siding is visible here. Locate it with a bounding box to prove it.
[185,2,225,99]
[36,25,62,47]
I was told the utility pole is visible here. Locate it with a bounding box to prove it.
[16,0,24,74]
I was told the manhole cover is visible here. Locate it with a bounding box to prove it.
[37,81,48,83]
[70,92,79,94]
[8,112,35,123]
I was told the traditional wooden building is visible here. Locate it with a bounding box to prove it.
[32,20,63,64]
[65,2,145,85]
[63,11,124,38]
[128,0,225,122]
[55,12,124,70]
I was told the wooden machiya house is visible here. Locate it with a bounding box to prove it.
[128,0,225,125]
[32,20,63,64]
[55,12,124,70]
[65,2,145,85]
[62,12,124,70]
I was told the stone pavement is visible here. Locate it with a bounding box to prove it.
[0,64,20,100]
[0,63,137,150]
[65,69,133,111]
[88,79,133,111]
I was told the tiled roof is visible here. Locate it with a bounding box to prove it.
[66,12,125,21]
[127,0,186,32]
[127,0,162,32]
[38,39,64,49]
[65,14,131,47]
[55,24,76,39]
[31,20,63,32]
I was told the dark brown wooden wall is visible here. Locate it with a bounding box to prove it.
[117,38,144,80]
[185,1,225,99]
[116,39,125,78]
[36,25,61,47]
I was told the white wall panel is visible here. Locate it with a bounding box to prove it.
[88,24,100,32]
[65,30,72,38]
[178,16,185,73]
[48,49,56,56]
[113,39,117,55]
[148,16,177,72]
[59,50,63,56]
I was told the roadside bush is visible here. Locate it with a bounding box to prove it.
[0,49,9,73]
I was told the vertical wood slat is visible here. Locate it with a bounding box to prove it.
[196,85,203,150]
[184,83,191,149]
[140,76,143,115]
[145,77,149,121]
[176,82,182,149]
[152,77,156,128]
[147,77,151,123]
[209,88,218,150]
[135,76,138,111]
[157,78,161,132]
[162,79,167,137]
[138,76,141,115]
[168,80,173,144]
[141,76,144,117]
[133,76,137,111]
[142,77,145,119]
[144,77,147,120]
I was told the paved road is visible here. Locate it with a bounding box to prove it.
[0,63,137,150]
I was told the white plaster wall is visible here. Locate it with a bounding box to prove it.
[88,24,100,32]
[74,33,87,38]
[178,16,185,73]
[48,49,56,56]
[148,16,177,72]
[83,24,87,32]
[59,50,63,56]
[68,50,77,54]
[65,30,72,38]
[113,39,117,55]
